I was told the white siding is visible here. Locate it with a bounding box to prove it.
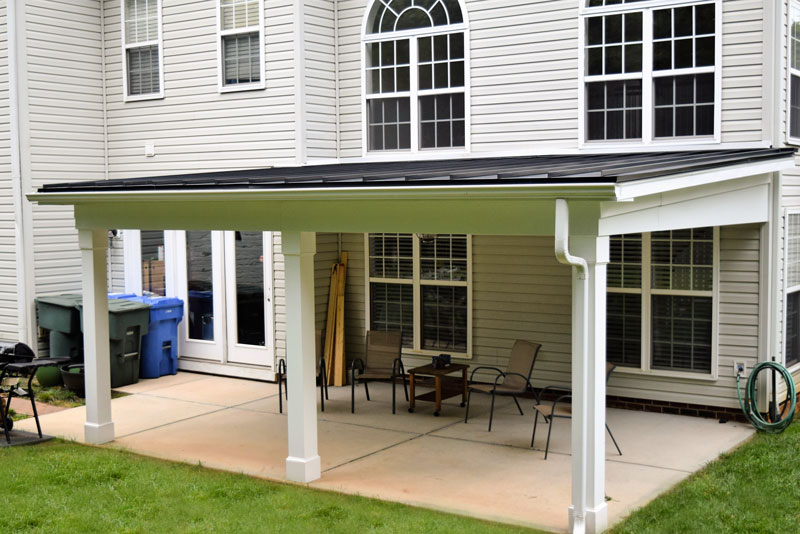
[25,0,106,300]
[336,0,766,157]
[341,229,760,409]
[103,0,298,178]
[0,3,18,340]
[273,232,285,361]
[305,0,338,160]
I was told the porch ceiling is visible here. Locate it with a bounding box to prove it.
[27,149,794,235]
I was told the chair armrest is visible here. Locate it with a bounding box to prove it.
[392,358,405,376]
[469,366,504,383]
[277,359,286,376]
[350,358,365,373]
[537,385,571,401]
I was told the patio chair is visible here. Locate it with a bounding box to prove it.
[530,362,623,459]
[277,329,328,413]
[350,330,408,415]
[463,340,542,431]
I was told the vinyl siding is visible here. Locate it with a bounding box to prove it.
[0,3,18,340]
[102,0,297,178]
[336,0,765,156]
[340,228,760,409]
[273,232,285,361]
[305,0,338,160]
[24,0,106,301]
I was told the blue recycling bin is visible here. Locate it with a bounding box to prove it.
[111,295,184,378]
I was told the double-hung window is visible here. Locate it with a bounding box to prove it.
[367,233,471,357]
[583,0,719,144]
[607,228,717,376]
[122,0,163,100]
[363,0,468,152]
[789,4,800,143]
[218,0,265,91]
[786,213,800,368]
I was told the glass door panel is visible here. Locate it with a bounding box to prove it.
[186,231,215,341]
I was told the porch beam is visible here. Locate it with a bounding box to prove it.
[79,228,114,444]
[283,230,321,483]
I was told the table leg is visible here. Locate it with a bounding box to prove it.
[408,371,416,413]
[434,376,442,416]
[461,367,467,407]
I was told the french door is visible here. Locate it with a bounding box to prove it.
[173,230,275,373]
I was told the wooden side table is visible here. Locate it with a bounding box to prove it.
[407,363,468,416]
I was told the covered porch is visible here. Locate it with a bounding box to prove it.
[27,149,794,533]
[16,374,754,532]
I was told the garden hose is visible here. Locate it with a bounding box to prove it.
[736,361,796,433]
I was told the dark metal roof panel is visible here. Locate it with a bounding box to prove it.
[37,149,795,194]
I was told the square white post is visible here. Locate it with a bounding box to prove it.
[283,230,321,483]
[569,235,609,534]
[79,228,114,444]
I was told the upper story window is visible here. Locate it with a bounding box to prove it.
[582,1,719,144]
[364,0,468,153]
[122,0,163,100]
[218,0,265,92]
[789,4,800,143]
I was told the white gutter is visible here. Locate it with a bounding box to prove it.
[554,198,588,534]
[8,0,32,344]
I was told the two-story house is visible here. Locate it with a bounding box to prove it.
[4,1,800,532]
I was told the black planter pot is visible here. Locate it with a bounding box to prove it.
[60,364,85,398]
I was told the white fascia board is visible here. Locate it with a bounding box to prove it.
[27,183,618,206]
[614,158,795,201]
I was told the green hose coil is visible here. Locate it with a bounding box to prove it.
[736,361,796,433]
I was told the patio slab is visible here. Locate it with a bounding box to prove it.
[121,374,278,407]
[114,372,208,394]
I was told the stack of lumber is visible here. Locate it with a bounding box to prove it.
[324,252,348,386]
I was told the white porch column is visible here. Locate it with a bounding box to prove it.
[283,231,321,483]
[568,235,609,534]
[79,228,114,444]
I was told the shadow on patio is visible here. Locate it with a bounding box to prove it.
[16,372,754,533]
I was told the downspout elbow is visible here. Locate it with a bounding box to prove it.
[554,199,588,279]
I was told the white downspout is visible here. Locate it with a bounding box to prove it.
[8,0,32,344]
[554,198,589,534]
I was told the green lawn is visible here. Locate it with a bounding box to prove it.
[2,421,799,533]
[608,420,800,534]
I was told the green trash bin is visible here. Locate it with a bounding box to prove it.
[78,299,151,388]
[35,294,85,386]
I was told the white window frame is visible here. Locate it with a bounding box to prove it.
[216,0,266,93]
[608,227,720,380]
[360,1,471,158]
[783,209,800,370]
[578,0,722,148]
[121,0,165,102]
[787,2,800,145]
[363,233,473,359]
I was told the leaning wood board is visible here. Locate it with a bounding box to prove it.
[323,263,339,383]
[333,252,348,386]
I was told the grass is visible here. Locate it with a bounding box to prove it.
[0,441,540,534]
[608,420,800,534]
[3,422,800,533]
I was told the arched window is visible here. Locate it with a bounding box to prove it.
[363,0,468,152]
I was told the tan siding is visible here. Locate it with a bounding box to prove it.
[103,0,297,179]
[0,2,18,340]
[273,232,285,361]
[305,0,338,160]
[25,0,106,304]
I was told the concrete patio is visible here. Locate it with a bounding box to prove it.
[16,372,754,532]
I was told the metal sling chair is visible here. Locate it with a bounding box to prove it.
[464,340,542,431]
[350,330,408,414]
[530,362,623,459]
[277,329,328,413]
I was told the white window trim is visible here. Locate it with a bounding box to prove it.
[216,0,266,93]
[787,2,800,146]
[121,0,165,102]
[578,0,722,148]
[783,209,800,371]
[360,1,471,157]
[609,228,720,381]
[363,233,473,359]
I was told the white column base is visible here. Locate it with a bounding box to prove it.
[84,421,115,444]
[569,503,608,534]
[286,455,321,483]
